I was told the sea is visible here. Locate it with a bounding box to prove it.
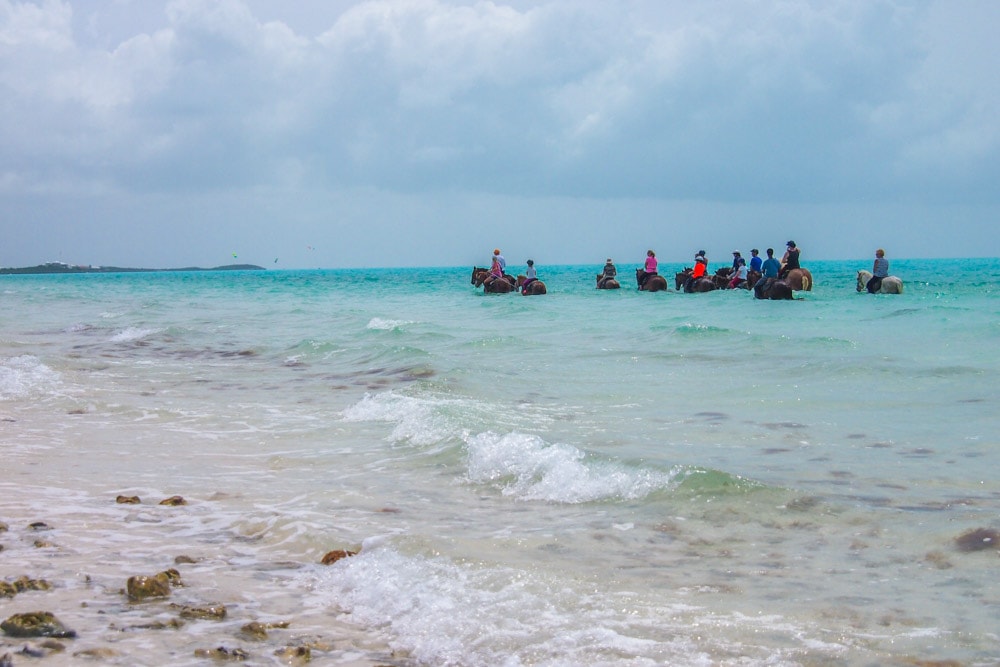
[1,258,998,667]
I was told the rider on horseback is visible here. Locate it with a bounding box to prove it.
[684,250,708,291]
[753,248,781,298]
[597,258,617,288]
[778,241,799,279]
[638,250,658,289]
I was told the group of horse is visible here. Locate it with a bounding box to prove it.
[470,267,547,295]
[471,266,903,297]
[624,266,814,300]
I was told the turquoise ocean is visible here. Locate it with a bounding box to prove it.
[2,258,998,666]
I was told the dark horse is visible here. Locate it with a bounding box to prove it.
[753,277,794,300]
[517,275,547,295]
[635,268,668,292]
[596,273,620,289]
[674,269,717,293]
[471,267,516,294]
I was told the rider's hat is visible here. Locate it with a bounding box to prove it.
[696,250,705,256]
[606,258,613,263]
[786,240,796,247]
[732,250,740,255]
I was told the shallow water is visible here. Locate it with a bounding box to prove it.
[1,259,999,666]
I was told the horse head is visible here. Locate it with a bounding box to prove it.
[674,269,692,291]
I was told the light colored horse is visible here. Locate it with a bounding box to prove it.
[857,270,903,294]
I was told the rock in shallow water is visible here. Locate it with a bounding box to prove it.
[954,527,1000,552]
[1,611,77,639]
[126,569,180,600]
[320,549,358,565]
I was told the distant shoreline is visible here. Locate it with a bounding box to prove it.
[0,263,266,275]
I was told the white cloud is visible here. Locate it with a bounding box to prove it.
[1,0,998,265]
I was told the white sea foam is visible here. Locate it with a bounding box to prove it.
[341,391,466,447]
[306,542,714,667]
[465,431,681,503]
[110,326,160,343]
[0,355,61,400]
[367,317,412,331]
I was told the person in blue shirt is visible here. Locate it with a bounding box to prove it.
[753,248,781,298]
[749,249,763,273]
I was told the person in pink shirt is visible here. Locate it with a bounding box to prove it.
[638,250,658,289]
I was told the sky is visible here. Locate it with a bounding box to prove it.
[1,0,999,269]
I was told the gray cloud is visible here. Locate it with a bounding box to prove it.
[1,0,998,267]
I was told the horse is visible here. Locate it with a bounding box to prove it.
[635,268,668,292]
[596,273,620,289]
[857,270,903,294]
[471,266,516,294]
[674,269,717,293]
[782,268,813,291]
[753,277,794,300]
[517,275,547,295]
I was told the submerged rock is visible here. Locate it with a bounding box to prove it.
[13,576,52,592]
[193,646,248,661]
[126,569,180,601]
[1,612,77,639]
[175,603,227,620]
[954,528,1000,552]
[74,647,120,659]
[275,645,311,661]
[320,549,358,565]
[240,620,290,640]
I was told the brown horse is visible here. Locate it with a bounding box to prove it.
[753,277,794,300]
[471,267,516,293]
[517,276,547,295]
[674,269,717,293]
[782,268,813,291]
[635,268,668,292]
[596,273,620,289]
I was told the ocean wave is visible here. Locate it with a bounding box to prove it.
[465,431,682,503]
[305,540,842,667]
[340,391,468,448]
[367,317,414,331]
[0,355,61,400]
[109,326,161,343]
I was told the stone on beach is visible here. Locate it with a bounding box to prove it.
[320,549,358,565]
[1,612,77,639]
[126,569,181,601]
[175,603,227,620]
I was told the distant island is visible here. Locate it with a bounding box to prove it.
[0,262,265,275]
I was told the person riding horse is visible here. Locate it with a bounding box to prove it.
[597,259,618,288]
[778,241,800,279]
[684,250,708,291]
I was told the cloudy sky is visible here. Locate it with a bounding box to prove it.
[2,0,998,269]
